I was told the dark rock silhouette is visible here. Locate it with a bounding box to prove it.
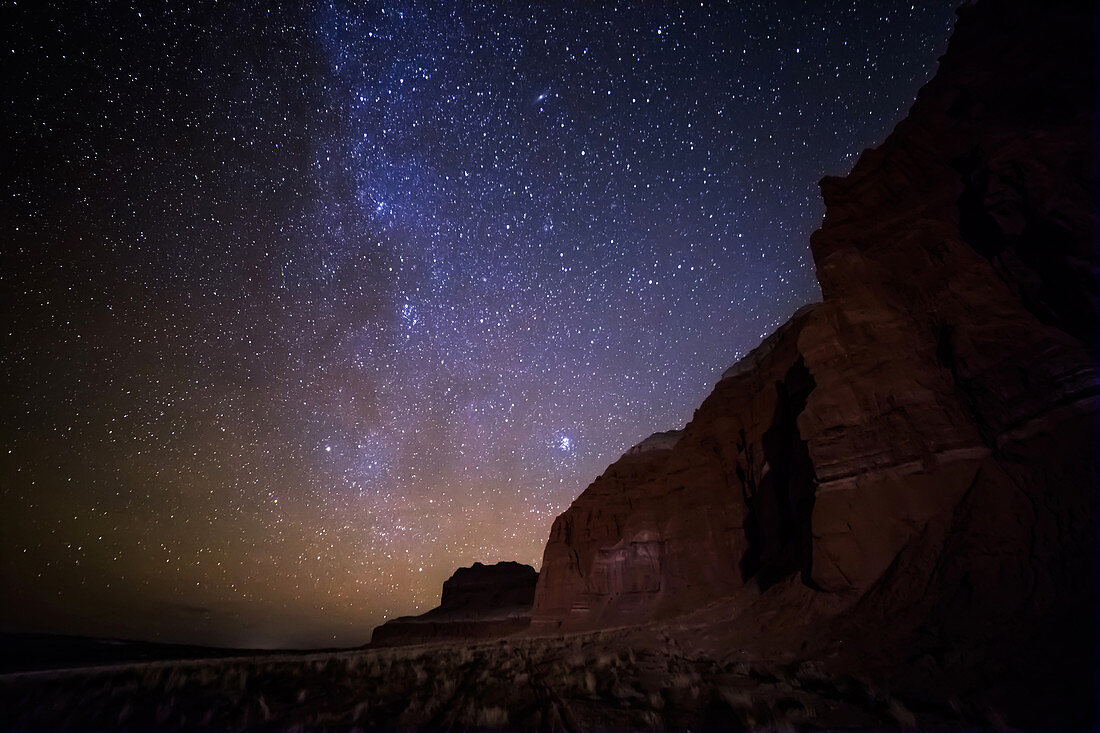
[370,562,538,647]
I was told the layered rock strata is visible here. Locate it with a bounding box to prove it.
[532,0,1096,636]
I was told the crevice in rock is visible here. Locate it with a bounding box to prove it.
[935,320,997,451]
[739,356,818,590]
[736,427,759,584]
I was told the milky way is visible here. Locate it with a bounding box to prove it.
[3,2,956,647]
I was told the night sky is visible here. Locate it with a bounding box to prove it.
[3,1,956,648]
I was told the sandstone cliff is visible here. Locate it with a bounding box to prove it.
[532,0,1096,664]
[371,562,537,647]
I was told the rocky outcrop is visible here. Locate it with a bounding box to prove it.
[533,306,821,628]
[371,562,537,647]
[533,0,1096,645]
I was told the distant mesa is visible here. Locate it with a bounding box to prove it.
[370,561,538,647]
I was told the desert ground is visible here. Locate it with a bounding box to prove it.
[3,618,1002,732]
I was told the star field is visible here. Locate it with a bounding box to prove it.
[3,1,956,648]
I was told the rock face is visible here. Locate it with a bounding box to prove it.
[533,307,822,627]
[532,0,1096,653]
[371,562,537,647]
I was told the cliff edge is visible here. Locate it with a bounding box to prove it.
[532,4,1096,722]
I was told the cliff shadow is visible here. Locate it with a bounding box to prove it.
[954,149,1098,344]
[739,356,817,590]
